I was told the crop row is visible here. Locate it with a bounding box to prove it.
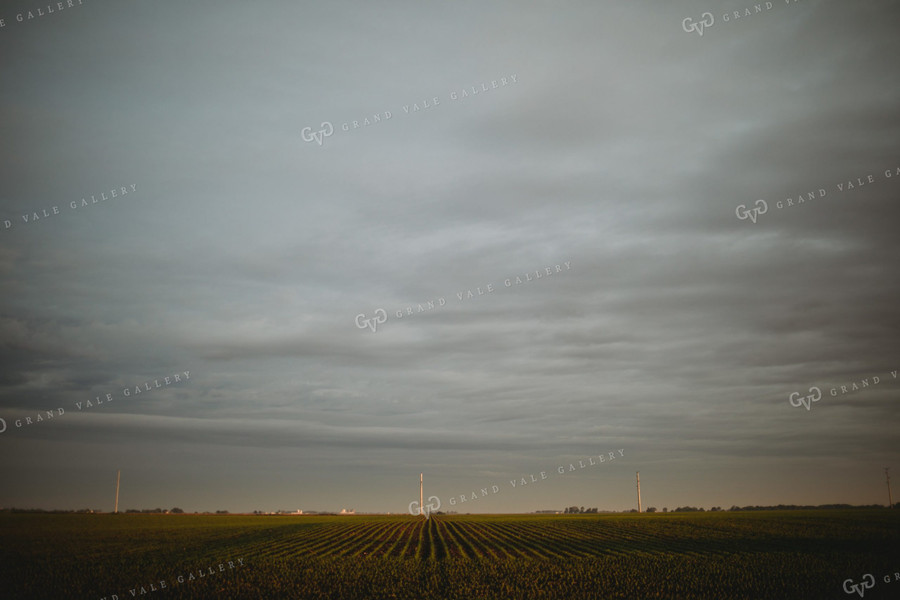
[238,512,898,561]
[4,511,900,599]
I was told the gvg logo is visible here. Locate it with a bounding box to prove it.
[843,574,875,597]
[788,369,898,413]
[735,199,768,224]
[789,386,822,411]
[682,12,714,36]
[355,309,387,332]
[301,121,333,146]
[408,496,441,518]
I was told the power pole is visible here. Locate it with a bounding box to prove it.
[636,472,642,513]
[114,470,121,514]
[886,468,893,509]
[420,473,425,518]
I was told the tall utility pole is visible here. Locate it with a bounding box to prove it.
[114,470,121,514]
[886,468,893,509]
[636,472,642,513]
[420,473,425,518]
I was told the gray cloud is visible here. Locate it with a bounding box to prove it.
[0,0,898,513]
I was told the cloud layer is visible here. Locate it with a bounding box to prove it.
[1,0,898,513]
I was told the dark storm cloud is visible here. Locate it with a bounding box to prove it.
[0,0,898,512]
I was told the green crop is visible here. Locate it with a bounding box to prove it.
[2,510,898,599]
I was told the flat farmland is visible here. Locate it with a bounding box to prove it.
[2,510,899,599]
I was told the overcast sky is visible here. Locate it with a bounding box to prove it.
[1,0,898,514]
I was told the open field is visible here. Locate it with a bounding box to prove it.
[2,510,899,599]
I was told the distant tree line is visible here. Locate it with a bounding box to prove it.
[0,508,104,514]
[643,504,889,513]
[551,503,895,515]
[0,507,186,514]
[564,506,600,513]
[726,503,887,511]
[2,503,894,515]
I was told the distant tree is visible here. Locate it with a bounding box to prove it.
[662,507,668,513]
[710,506,721,512]
[646,507,656,513]
[171,507,184,514]
[629,509,638,513]
[580,506,585,514]
[216,510,229,514]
